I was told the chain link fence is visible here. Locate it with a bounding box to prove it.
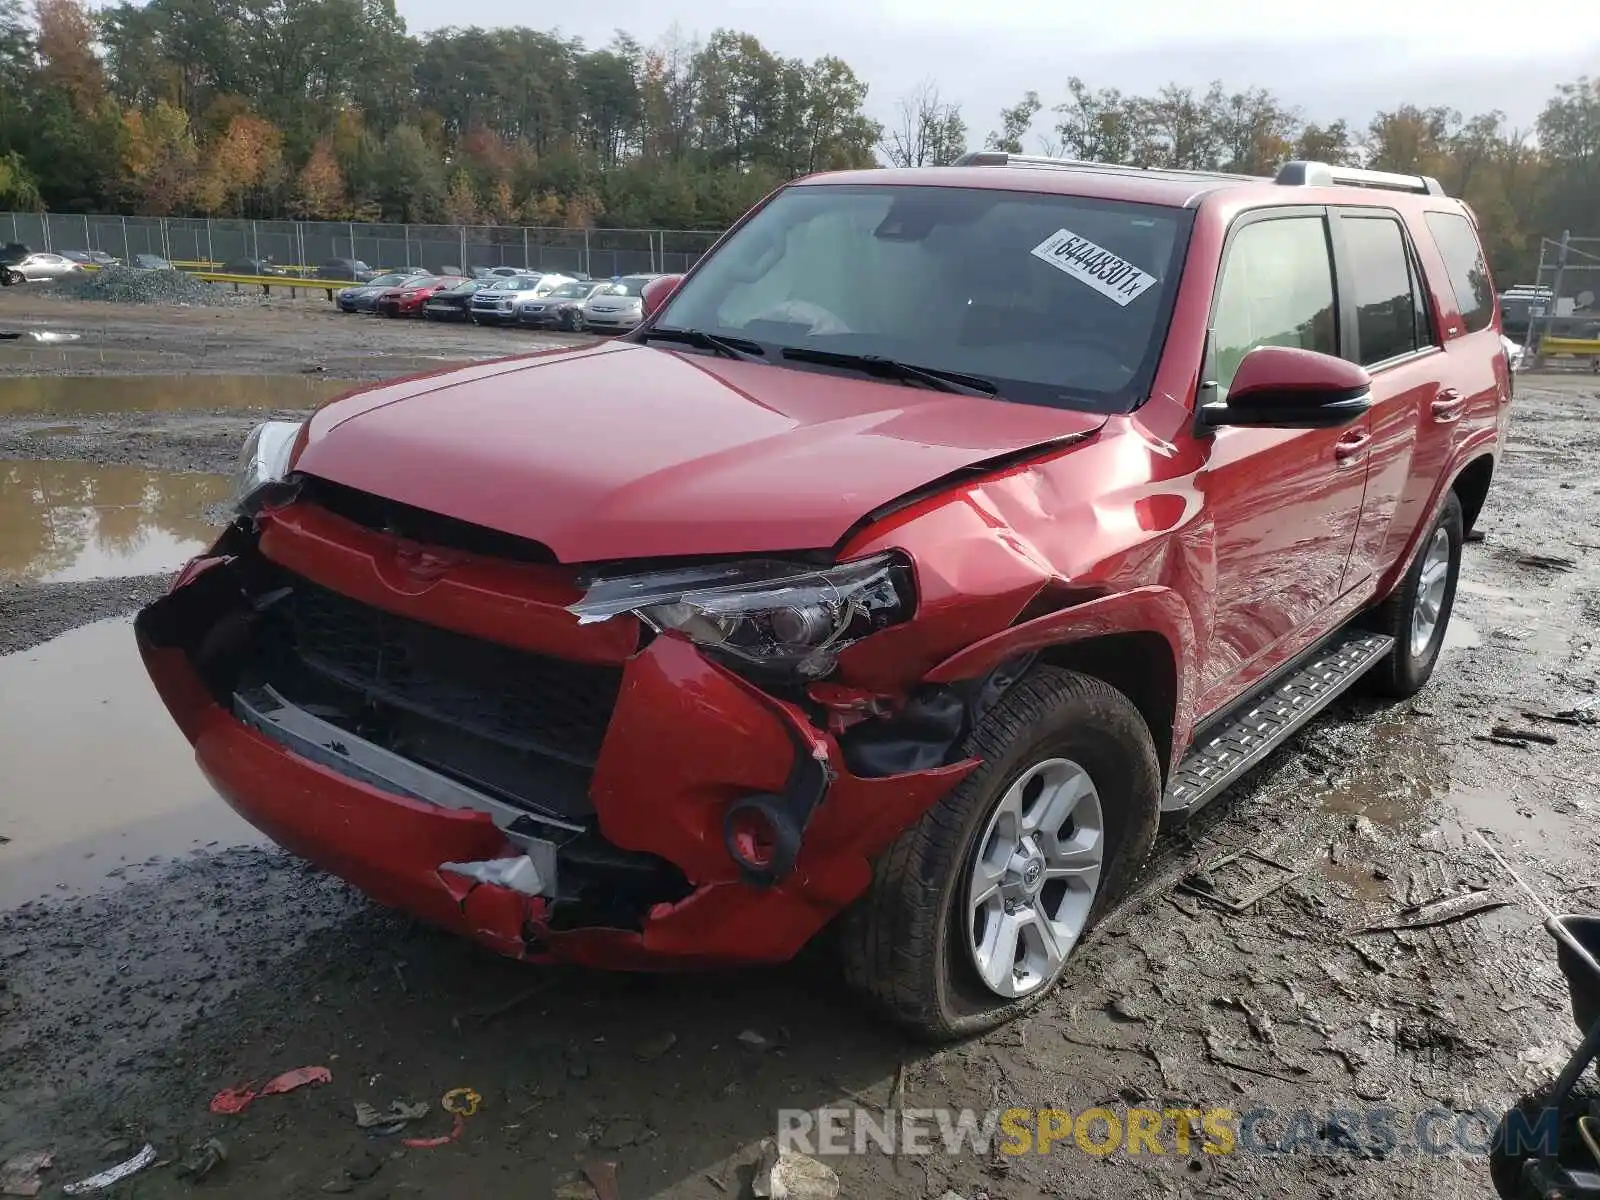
[0,212,723,279]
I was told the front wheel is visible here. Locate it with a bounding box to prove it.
[2,268,21,286]
[1367,491,1463,698]
[840,667,1161,1041]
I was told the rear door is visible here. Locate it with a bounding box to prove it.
[1330,207,1444,591]
[1196,208,1373,713]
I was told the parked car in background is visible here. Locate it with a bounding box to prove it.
[316,259,376,283]
[377,275,469,317]
[61,249,120,267]
[129,253,174,270]
[421,278,490,321]
[222,257,286,277]
[472,266,528,279]
[0,242,30,265]
[335,272,431,314]
[515,280,611,331]
[1,252,81,284]
[468,273,577,324]
[579,274,661,332]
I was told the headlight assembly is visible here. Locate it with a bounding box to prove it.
[233,420,302,514]
[569,554,914,679]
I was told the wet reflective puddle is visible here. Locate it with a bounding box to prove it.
[0,617,263,910]
[0,373,350,416]
[1,460,229,582]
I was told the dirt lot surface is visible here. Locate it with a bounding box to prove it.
[1,292,1597,1200]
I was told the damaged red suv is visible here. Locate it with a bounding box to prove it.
[138,154,1509,1038]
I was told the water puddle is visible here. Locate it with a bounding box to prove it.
[0,461,230,582]
[0,374,350,416]
[0,617,264,909]
[1317,719,1445,832]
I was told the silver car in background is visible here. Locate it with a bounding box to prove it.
[468,272,577,325]
[515,280,610,331]
[579,275,662,333]
[1,252,82,284]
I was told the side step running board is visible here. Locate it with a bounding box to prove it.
[1162,630,1394,817]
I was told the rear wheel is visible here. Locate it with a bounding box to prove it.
[840,667,1161,1040]
[1368,491,1463,698]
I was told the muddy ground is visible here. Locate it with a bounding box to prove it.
[1,290,1597,1200]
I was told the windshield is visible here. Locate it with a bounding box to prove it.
[550,282,590,299]
[604,278,650,298]
[489,276,540,290]
[368,273,411,287]
[654,184,1192,412]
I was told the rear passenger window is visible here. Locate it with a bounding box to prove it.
[1342,216,1430,365]
[1424,211,1495,333]
[1211,216,1337,394]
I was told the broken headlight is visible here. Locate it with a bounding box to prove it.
[233,420,302,513]
[569,555,914,679]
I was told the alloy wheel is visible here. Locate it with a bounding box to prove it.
[964,757,1104,999]
[1410,526,1452,657]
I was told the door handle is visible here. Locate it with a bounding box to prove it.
[1334,429,1371,465]
[1431,389,1466,423]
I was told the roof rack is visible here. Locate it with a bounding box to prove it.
[1274,160,1445,196]
[952,151,1447,197]
[951,151,1260,184]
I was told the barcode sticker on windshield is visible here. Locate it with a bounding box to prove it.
[1029,229,1157,307]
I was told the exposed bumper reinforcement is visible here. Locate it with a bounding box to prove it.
[234,684,563,896]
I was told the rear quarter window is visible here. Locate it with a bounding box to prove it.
[1424,212,1496,334]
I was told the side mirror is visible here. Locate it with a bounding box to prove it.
[1200,344,1373,429]
[641,274,684,320]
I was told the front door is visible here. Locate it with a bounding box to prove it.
[1196,209,1372,715]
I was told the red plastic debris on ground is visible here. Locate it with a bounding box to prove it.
[209,1066,333,1115]
[401,1114,465,1149]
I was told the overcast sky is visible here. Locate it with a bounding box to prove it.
[399,0,1596,144]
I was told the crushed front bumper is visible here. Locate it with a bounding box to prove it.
[135,526,974,968]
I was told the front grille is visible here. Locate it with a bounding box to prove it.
[283,579,620,768]
[298,477,558,565]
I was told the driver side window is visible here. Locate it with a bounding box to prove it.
[1211,216,1337,397]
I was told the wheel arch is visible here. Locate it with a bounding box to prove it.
[924,586,1194,782]
[1034,632,1179,780]
[1451,452,1494,536]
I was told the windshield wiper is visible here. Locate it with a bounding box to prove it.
[778,347,997,397]
[638,327,765,362]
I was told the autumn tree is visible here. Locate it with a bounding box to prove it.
[292,138,345,218]
[122,100,197,213]
[34,0,103,111]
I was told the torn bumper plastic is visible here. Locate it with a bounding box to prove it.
[135,553,976,968]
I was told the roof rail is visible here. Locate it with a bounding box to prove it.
[1275,160,1446,196]
[952,150,1261,184]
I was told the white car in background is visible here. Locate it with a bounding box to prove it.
[468,272,578,325]
[579,275,663,333]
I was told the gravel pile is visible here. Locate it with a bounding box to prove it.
[56,266,254,307]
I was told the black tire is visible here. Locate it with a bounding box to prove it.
[1488,1076,1600,1199]
[839,666,1161,1041]
[1,268,20,286]
[1367,491,1463,698]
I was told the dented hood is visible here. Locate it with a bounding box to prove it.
[293,342,1105,562]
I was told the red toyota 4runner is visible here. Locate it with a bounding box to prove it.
[137,155,1509,1039]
